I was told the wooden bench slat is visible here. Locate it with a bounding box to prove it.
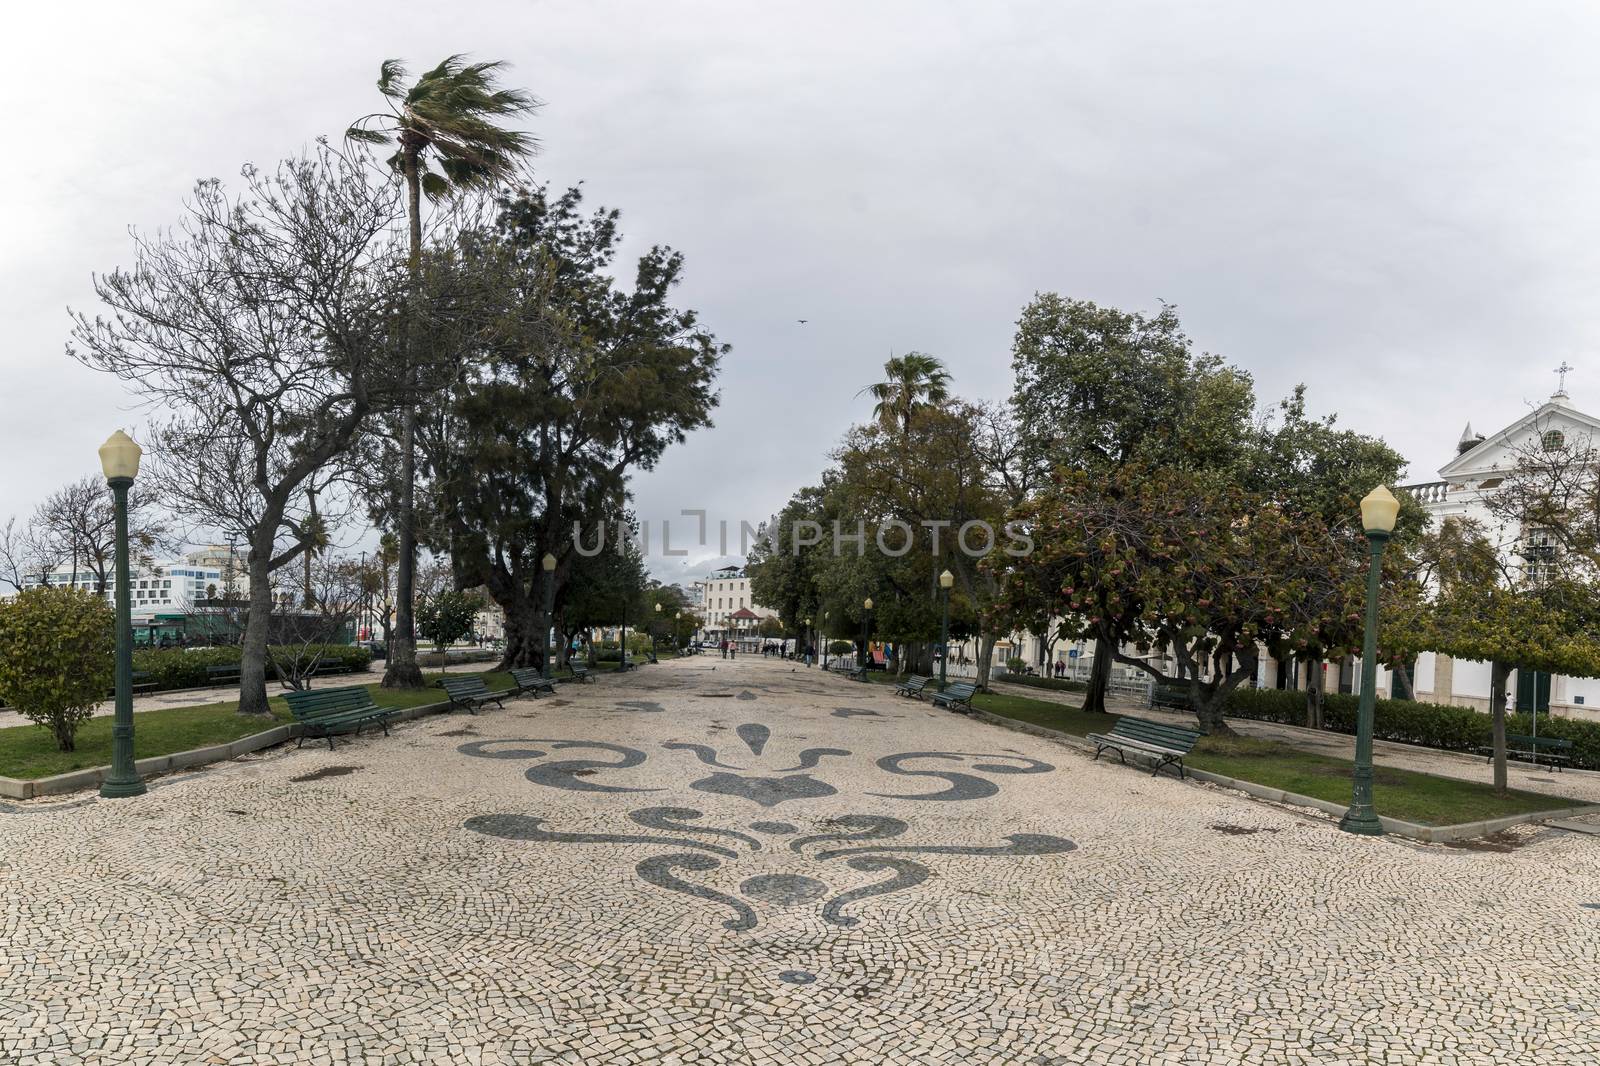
[1089,715,1202,779]
[283,685,395,750]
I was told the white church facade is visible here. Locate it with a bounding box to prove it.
[1394,384,1600,721]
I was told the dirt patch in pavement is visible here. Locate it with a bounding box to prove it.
[289,765,361,783]
[1209,824,1281,836]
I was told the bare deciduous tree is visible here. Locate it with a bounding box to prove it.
[33,475,175,592]
[70,147,412,715]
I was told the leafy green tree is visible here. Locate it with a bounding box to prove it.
[416,588,486,661]
[1004,466,1369,734]
[864,352,951,432]
[423,186,723,669]
[0,588,113,751]
[559,523,651,663]
[1244,385,1422,724]
[1393,519,1600,794]
[1008,295,1255,711]
[347,55,540,692]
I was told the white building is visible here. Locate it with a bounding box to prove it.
[693,564,778,639]
[1398,385,1600,720]
[21,544,249,623]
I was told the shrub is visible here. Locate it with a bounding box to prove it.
[828,641,853,656]
[1223,685,1600,771]
[0,588,114,751]
[129,644,372,690]
[998,674,1089,694]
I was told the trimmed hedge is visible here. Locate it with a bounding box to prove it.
[996,674,1089,694]
[1222,686,1600,771]
[130,645,372,691]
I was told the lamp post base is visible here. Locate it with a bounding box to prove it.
[100,775,148,799]
[1337,806,1383,835]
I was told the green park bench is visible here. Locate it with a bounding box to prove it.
[130,670,157,696]
[931,681,978,713]
[895,675,930,698]
[206,663,241,686]
[284,686,397,750]
[1482,733,1573,771]
[509,667,556,697]
[564,662,595,684]
[436,675,506,714]
[644,649,659,664]
[1088,716,1204,779]
[1150,682,1193,711]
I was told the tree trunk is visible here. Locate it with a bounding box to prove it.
[1305,655,1324,729]
[1193,691,1234,735]
[496,600,548,671]
[237,548,277,715]
[1489,660,1511,795]
[975,631,996,689]
[383,143,426,691]
[1082,632,1113,713]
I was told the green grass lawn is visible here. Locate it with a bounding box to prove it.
[862,669,1584,827]
[1186,736,1571,826]
[0,670,515,780]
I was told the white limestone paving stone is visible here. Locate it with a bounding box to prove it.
[0,656,1596,1063]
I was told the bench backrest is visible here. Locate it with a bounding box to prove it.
[284,685,379,720]
[904,675,928,686]
[570,663,590,675]
[941,682,977,700]
[1110,715,1202,752]
[438,675,492,697]
[510,667,546,687]
[1507,733,1573,750]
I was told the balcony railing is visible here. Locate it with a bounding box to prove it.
[1398,481,1449,505]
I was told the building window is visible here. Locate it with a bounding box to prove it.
[1523,526,1558,583]
[1542,430,1565,452]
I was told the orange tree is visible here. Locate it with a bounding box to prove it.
[998,465,1376,734]
[1386,518,1600,794]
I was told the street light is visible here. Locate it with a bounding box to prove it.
[861,597,873,669]
[98,430,146,799]
[804,617,812,667]
[1339,485,1400,836]
[541,553,557,680]
[822,611,830,670]
[939,569,954,690]
[619,586,630,672]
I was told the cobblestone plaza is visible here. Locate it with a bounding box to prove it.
[3,657,1599,1064]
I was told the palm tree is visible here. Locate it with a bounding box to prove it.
[865,352,952,433]
[347,56,539,688]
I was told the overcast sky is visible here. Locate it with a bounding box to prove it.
[7,1,1600,582]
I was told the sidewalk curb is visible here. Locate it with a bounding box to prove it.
[964,708,1600,843]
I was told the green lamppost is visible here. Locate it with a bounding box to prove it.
[99,430,147,799]
[860,597,873,669]
[938,569,954,690]
[1339,485,1400,836]
[653,601,662,657]
[619,589,630,672]
[821,611,830,670]
[804,617,812,667]
[541,553,557,680]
